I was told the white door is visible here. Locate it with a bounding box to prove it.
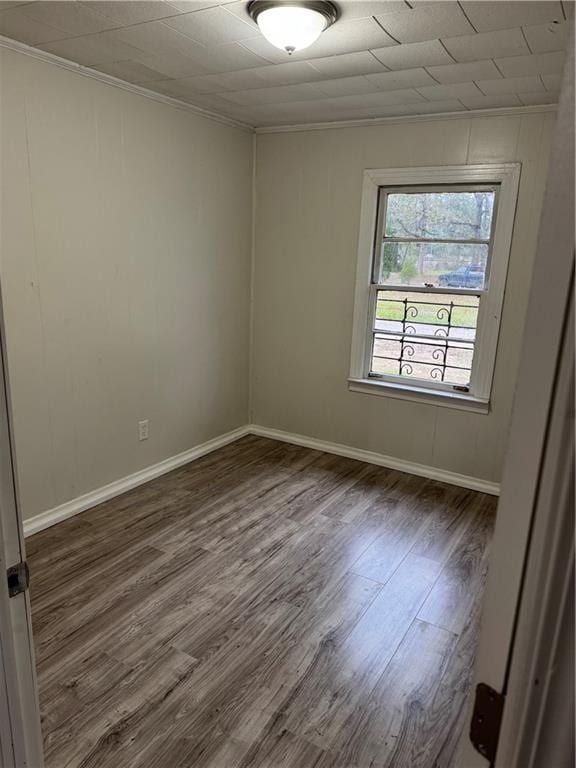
[0,284,43,767]
[457,25,575,768]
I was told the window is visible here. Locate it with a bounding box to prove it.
[350,165,521,413]
[371,186,495,388]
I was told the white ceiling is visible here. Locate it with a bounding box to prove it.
[0,0,570,127]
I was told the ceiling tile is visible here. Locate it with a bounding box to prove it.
[272,106,359,126]
[370,39,453,70]
[541,73,563,91]
[220,82,324,105]
[366,67,437,91]
[176,90,246,113]
[311,102,432,122]
[314,75,378,97]
[91,59,171,84]
[116,19,203,58]
[495,50,566,77]
[308,51,386,78]
[0,5,70,45]
[321,89,426,110]
[39,30,152,67]
[240,17,397,63]
[181,41,271,72]
[268,91,423,118]
[354,104,429,120]
[233,107,286,127]
[271,105,337,122]
[335,1,409,20]
[301,15,401,57]
[333,101,456,120]
[165,1,222,11]
[131,51,211,77]
[460,2,564,33]
[518,91,559,105]
[476,75,545,95]
[159,72,231,92]
[273,99,352,119]
[16,2,120,37]
[195,69,265,91]
[81,2,182,26]
[368,88,429,106]
[218,1,255,26]
[522,20,569,53]
[427,59,502,84]
[442,28,530,63]
[250,61,324,86]
[458,93,523,109]
[148,77,202,97]
[219,104,284,127]
[417,82,482,101]
[149,79,242,105]
[227,36,281,63]
[117,20,268,73]
[185,61,321,91]
[413,99,467,114]
[162,5,258,45]
[366,103,433,117]
[375,4,475,44]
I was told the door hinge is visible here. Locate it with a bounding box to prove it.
[6,561,29,598]
[470,682,505,765]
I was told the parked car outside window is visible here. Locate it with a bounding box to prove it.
[438,265,485,288]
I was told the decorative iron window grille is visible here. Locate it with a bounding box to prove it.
[369,293,479,389]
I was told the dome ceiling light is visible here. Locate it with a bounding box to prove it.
[247,1,339,55]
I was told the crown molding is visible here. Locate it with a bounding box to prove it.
[255,104,558,133]
[0,34,557,137]
[0,34,255,133]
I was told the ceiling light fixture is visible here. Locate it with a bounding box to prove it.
[247,1,339,55]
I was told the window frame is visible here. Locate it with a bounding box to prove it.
[367,183,498,395]
[349,164,521,414]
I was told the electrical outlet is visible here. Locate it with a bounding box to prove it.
[138,419,149,441]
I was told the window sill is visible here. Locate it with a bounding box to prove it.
[348,378,490,414]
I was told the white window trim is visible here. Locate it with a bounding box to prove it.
[349,163,521,413]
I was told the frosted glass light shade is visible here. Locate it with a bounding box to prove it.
[256,6,327,53]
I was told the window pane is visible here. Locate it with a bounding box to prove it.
[384,190,495,241]
[371,291,479,387]
[375,241,488,288]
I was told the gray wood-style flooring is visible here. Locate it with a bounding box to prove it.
[27,436,496,768]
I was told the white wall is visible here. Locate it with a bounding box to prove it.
[252,112,555,484]
[0,49,253,521]
[0,44,557,521]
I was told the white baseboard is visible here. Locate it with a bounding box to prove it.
[22,425,250,537]
[249,424,500,496]
[22,421,499,537]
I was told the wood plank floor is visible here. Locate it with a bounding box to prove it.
[27,436,497,768]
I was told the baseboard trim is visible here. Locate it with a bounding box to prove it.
[22,425,250,537]
[22,421,499,536]
[249,424,500,496]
